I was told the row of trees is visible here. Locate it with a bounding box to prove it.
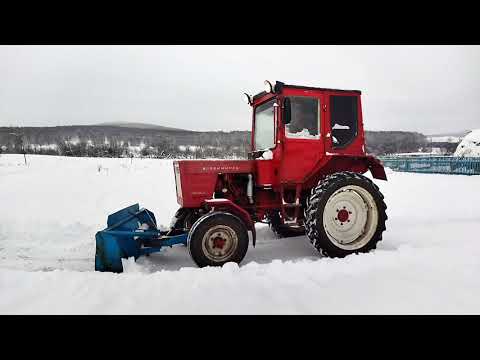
[0,129,452,158]
[365,131,430,155]
[0,137,249,159]
[0,126,251,159]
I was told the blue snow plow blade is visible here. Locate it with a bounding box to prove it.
[95,204,188,273]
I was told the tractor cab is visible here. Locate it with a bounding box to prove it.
[246,80,367,186]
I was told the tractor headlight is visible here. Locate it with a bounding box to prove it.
[264,80,273,93]
[174,162,182,201]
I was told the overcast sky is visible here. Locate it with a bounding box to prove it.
[1,45,479,134]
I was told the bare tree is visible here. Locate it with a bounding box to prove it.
[9,132,27,165]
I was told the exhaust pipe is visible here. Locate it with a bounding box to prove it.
[247,174,254,204]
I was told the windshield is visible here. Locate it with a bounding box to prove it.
[254,99,275,151]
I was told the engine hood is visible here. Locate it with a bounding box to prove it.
[173,160,255,207]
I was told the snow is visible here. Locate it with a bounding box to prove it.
[127,142,146,155]
[332,124,350,130]
[428,136,462,143]
[286,128,319,139]
[258,149,273,160]
[66,137,80,145]
[430,147,447,155]
[454,129,480,157]
[178,145,200,152]
[1,154,480,314]
[27,144,58,151]
[384,152,444,157]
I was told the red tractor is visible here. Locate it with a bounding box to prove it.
[95,80,388,273]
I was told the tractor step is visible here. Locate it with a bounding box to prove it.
[282,203,301,208]
[280,184,302,226]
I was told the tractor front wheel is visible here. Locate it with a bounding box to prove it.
[188,212,249,267]
[304,172,387,258]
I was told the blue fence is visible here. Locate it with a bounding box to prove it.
[379,156,480,175]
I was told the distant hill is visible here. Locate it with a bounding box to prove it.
[94,122,193,132]
[426,130,470,138]
[365,131,428,155]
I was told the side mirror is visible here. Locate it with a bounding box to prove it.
[283,98,291,125]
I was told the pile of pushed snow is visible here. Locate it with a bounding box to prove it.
[454,129,480,157]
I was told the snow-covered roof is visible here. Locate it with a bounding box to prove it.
[453,129,480,157]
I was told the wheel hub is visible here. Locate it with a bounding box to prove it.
[336,208,350,223]
[212,236,227,249]
[201,225,239,262]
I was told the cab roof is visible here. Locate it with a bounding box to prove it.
[252,81,361,101]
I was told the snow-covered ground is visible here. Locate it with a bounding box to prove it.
[427,136,462,143]
[1,154,479,314]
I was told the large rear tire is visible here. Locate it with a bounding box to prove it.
[304,172,387,258]
[188,212,249,267]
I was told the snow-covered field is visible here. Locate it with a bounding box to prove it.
[1,154,479,314]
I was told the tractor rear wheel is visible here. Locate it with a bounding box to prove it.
[188,212,249,267]
[304,172,387,258]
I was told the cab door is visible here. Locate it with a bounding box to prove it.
[323,91,364,156]
[279,90,326,184]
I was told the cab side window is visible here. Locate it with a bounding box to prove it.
[285,96,320,139]
[330,95,358,148]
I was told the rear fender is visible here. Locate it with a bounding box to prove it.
[203,198,257,247]
[365,155,387,180]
